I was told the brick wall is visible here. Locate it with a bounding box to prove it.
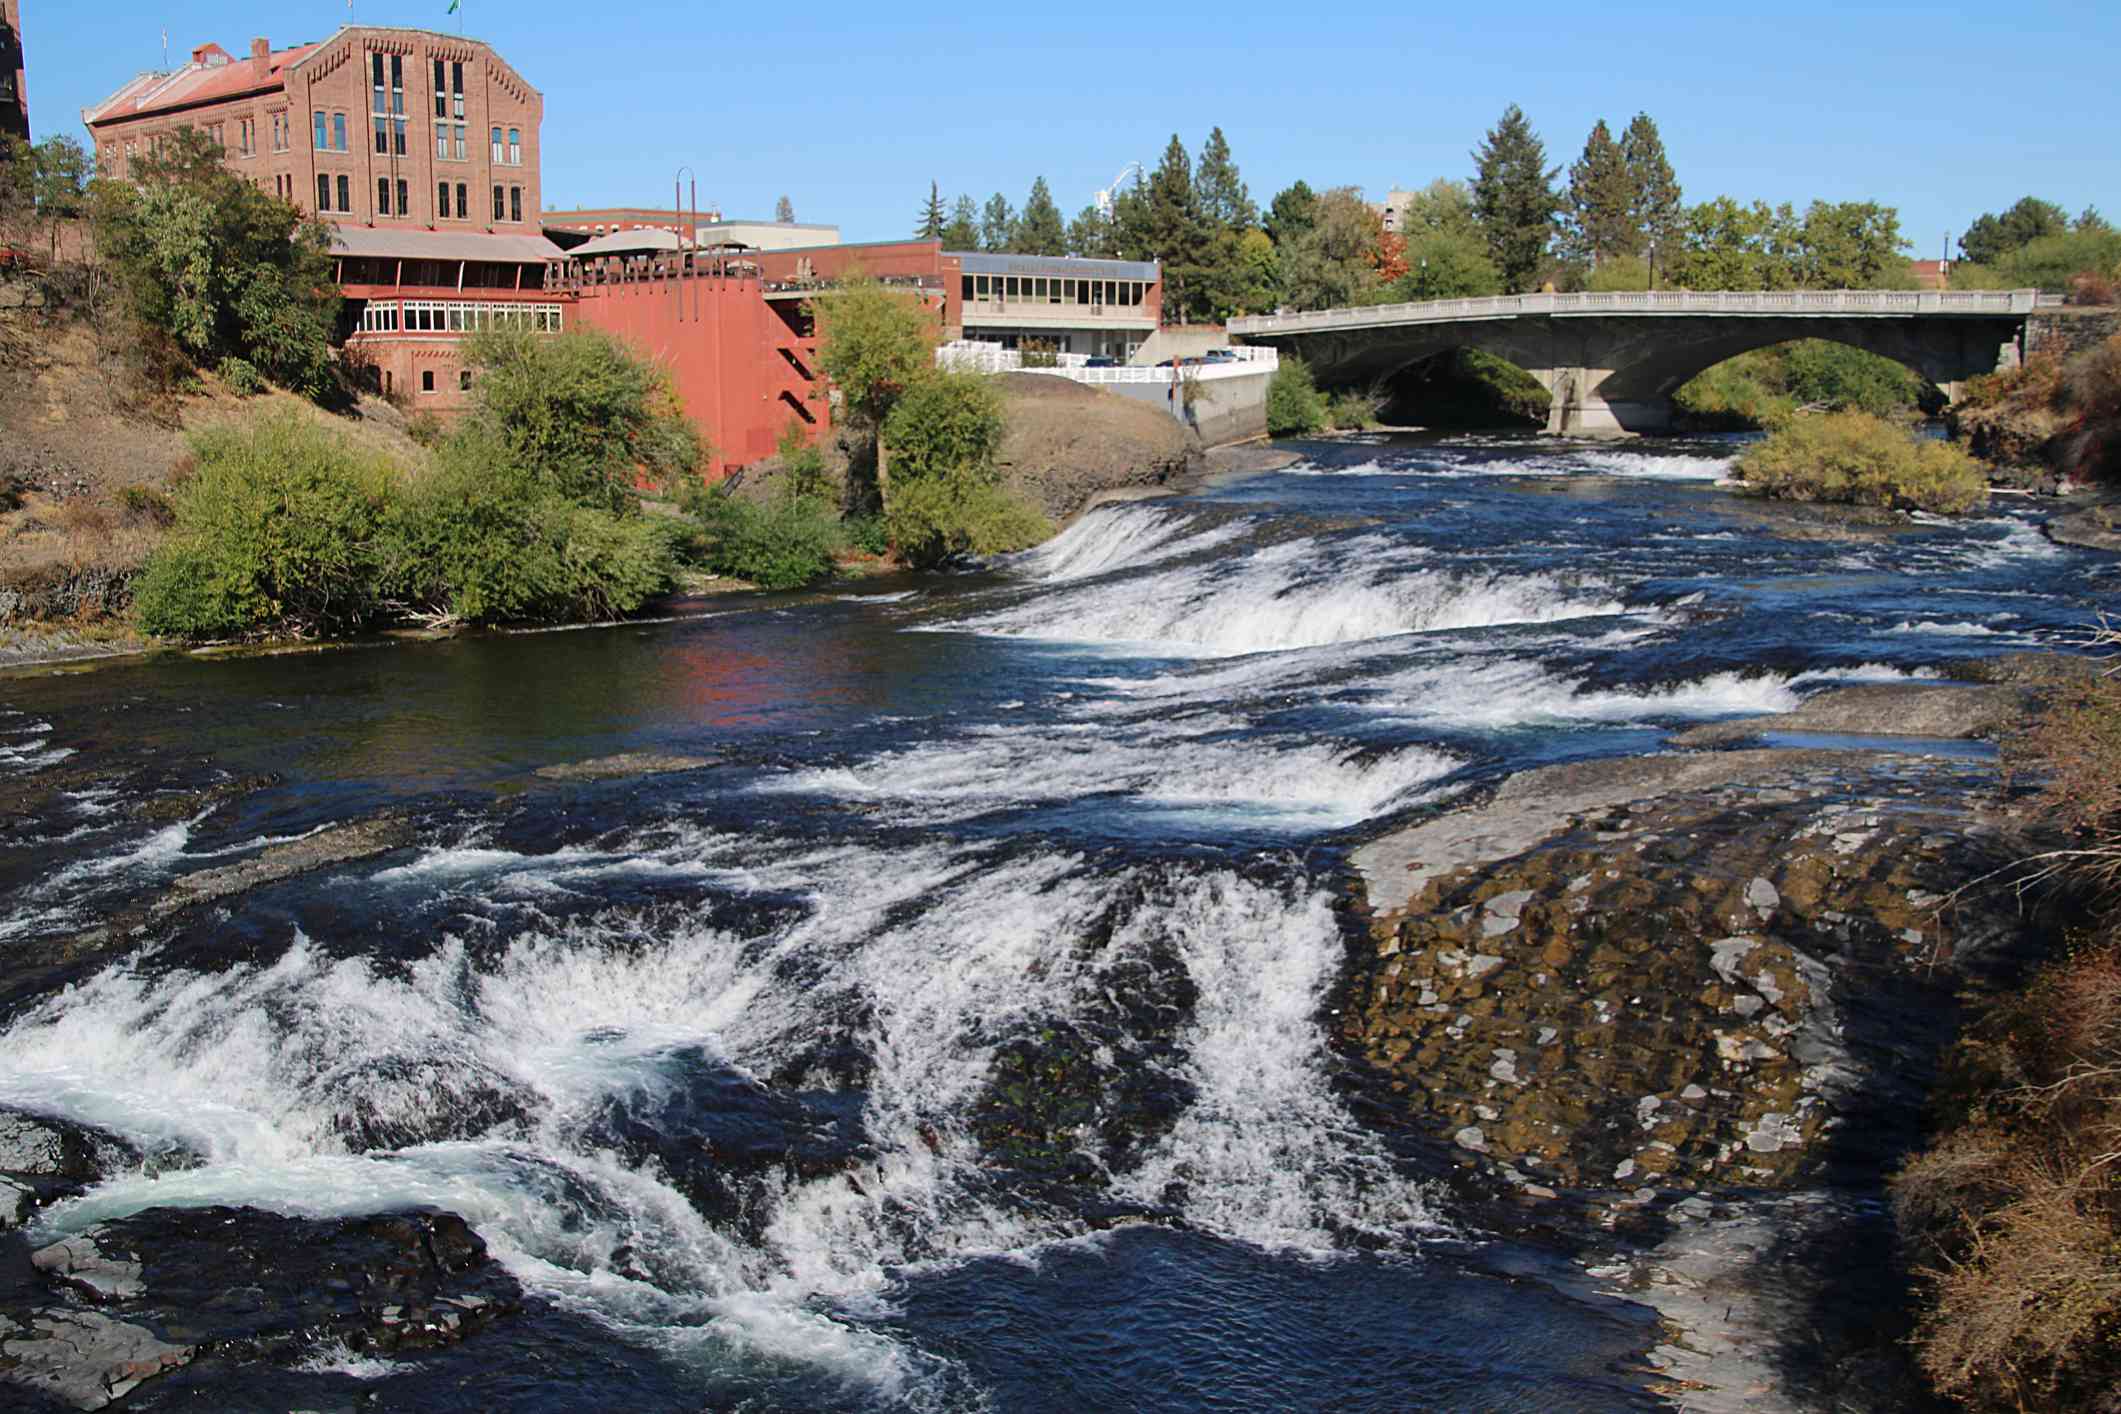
[89,28,541,235]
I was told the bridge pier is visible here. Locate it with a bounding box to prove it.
[1541,366,1672,437]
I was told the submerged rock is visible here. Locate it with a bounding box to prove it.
[0,1206,520,1410]
[1670,683,2028,747]
[532,752,717,782]
[0,1110,195,1229]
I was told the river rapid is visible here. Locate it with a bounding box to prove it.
[1,433,2116,1411]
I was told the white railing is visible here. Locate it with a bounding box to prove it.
[1227,288,2043,336]
[934,342,1278,384]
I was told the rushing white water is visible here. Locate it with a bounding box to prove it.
[949,540,1633,658]
[1111,874,1439,1250]
[1006,504,1252,584]
[0,821,1425,1400]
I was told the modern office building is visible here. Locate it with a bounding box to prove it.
[1,0,27,144]
[82,26,567,409]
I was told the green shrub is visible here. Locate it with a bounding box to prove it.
[885,476,1051,569]
[1676,341,1927,429]
[683,487,847,589]
[458,328,702,512]
[881,373,1005,484]
[1734,410,1989,513]
[380,431,681,625]
[134,413,395,638]
[776,419,831,501]
[843,515,890,556]
[1267,356,1326,435]
[215,356,265,396]
[1325,389,1380,432]
[403,410,446,448]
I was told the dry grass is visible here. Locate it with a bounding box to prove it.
[1,303,431,618]
[1897,625,2121,1410]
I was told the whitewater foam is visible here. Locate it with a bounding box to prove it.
[1007,504,1251,583]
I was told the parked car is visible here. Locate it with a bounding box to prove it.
[1202,348,1238,362]
[1085,355,1120,368]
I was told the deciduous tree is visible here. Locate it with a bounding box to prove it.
[775,194,795,223]
[1960,196,2068,265]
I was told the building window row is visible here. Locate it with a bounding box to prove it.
[388,300,564,334]
[272,111,288,152]
[377,177,411,217]
[438,181,470,220]
[490,127,521,165]
[963,274,1150,307]
[316,172,351,213]
[314,110,349,152]
[493,185,523,224]
[236,117,255,157]
[435,122,468,161]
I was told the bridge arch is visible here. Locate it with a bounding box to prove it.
[1231,291,2035,436]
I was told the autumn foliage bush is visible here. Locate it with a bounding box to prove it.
[1896,642,2121,1410]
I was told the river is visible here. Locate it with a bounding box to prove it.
[1,433,2115,1411]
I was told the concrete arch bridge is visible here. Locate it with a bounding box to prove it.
[1227,289,2042,435]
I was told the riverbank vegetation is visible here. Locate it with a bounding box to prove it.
[1732,411,1987,514]
[1950,335,2121,485]
[1675,340,1936,429]
[1894,634,2121,1410]
[134,329,701,639]
[810,279,1050,572]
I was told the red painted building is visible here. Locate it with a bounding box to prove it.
[562,238,1162,478]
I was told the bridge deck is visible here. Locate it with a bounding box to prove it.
[1228,288,2040,338]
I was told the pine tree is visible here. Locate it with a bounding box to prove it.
[1265,180,1319,247]
[941,195,980,251]
[1195,127,1256,232]
[1017,176,1067,256]
[1147,134,1208,320]
[1067,203,1116,259]
[916,181,945,240]
[1620,113,1683,278]
[980,193,1016,253]
[1110,177,1153,263]
[1470,105,1559,292]
[1563,119,1638,266]
[775,194,795,223]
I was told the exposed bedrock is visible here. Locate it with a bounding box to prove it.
[0,1207,521,1410]
[1341,747,2054,1197]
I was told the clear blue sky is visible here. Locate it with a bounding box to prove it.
[22,0,2118,257]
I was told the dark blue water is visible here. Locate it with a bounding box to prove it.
[0,433,2112,1410]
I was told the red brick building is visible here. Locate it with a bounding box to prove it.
[1,0,27,143]
[83,25,565,409]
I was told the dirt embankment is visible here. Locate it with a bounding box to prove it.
[0,305,429,642]
[989,374,1200,522]
[722,374,1202,526]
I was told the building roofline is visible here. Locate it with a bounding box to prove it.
[289,26,543,98]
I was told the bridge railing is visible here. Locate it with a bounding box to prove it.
[1227,288,2041,336]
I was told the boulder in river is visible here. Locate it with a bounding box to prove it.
[0,1206,520,1410]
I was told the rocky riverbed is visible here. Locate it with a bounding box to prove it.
[1340,676,2087,1409]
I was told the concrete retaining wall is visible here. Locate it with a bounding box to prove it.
[1102,369,1271,446]
[2027,308,2121,360]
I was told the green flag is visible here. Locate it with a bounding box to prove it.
[447,0,459,12]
